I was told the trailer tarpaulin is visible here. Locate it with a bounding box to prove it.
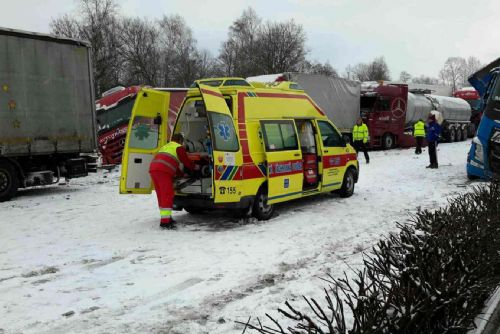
[285,73,360,132]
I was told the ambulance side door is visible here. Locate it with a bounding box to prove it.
[197,84,241,203]
[120,89,172,194]
[260,120,303,204]
[316,120,346,191]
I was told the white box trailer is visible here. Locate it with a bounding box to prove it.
[0,27,97,201]
[247,73,361,133]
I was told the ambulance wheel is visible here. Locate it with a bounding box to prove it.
[0,161,19,202]
[184,207,204,214]
[253,188,274,220]
[338,168,356,198]
[382,133,394,150]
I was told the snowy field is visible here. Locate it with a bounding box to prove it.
[0,140,477,334]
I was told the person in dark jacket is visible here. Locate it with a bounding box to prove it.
[426,114,442,169]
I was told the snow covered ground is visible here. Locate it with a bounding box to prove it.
[0,140,477,334]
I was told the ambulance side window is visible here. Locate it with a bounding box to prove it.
[261,120,298,151]
[318,121,344,147]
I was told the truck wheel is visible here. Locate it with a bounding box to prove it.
[468,124,476,137]
[0,161,20,202]
[382,133,394,150]
[338,168,356,198]
[462,128,468,140]
[252,188,274,220]
[449,128,456,142]
[455,128,462,141]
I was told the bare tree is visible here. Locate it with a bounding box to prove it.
[158,15,200,87]
[50,0,122,95]
[342,65,355,80]
[439,57,466,91]
[219,7,261,77]
[120,18,160,86]
[195,49,222,79]
[462,56,482,86]
[399,71,411,83]
[300,60,338,77]
[412,75,439,85]
[352,56,391,81]
[256,19,307,74]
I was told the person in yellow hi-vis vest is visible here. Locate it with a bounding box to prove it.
[352,118,370,163]
[413,119,426,155]
[149,134,197,229]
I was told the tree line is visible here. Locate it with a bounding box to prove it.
[50,0,483,96]
[397,56,483,90]
[50,1,335,95]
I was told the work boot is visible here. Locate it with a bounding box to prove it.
[431,164,439,169]
[426,164,432,168]
[160,222,177,230]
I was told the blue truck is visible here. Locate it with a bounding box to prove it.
[467,58,500,179]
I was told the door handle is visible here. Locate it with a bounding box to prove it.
[294,153,301,157]
[324,150,329,153]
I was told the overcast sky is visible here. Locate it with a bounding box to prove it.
[1,0,499,79]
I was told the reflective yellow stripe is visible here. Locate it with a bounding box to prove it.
[160,209,172,217]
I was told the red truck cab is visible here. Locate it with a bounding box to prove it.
[361,83,413,149]
[453,88,482,134]
[96,86,141,165]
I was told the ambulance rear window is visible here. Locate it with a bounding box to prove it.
[209,112,239,152]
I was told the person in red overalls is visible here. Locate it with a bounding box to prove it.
[149,133,196,229]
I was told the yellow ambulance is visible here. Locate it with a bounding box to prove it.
[120,78,358,220]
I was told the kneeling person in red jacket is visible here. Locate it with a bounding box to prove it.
[149,133,196,229]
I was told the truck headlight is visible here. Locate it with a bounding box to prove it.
[472,136,484,164]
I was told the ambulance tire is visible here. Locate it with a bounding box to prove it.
[0,160,19,202]
[338,168,356,198]
[253,188,274,221]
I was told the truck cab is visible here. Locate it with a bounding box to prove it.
[453,88,482,135]
[361,83,409,149]
[467,58,500,179]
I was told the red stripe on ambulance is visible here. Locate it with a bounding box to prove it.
[322,153,357,169]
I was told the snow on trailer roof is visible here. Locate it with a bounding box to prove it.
[0,26,91,47]
[246,74,286,83]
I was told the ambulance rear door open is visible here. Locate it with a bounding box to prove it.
[197,83,242,203]
[260,120,304,204]
[120,89,172,194]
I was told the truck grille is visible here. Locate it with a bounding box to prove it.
[489,130,500,173]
